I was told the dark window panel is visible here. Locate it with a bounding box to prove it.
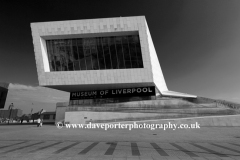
[128,36,139,68]
[61,40,67,71]
[83,38,93,70]
[66,39,74,71]
[48,41,54,71]
[96,38,106,69]
[77,39,87,70]
[85,55,92,70]
[72,39,80,70]
[74,61,80,70]
[72,39,79,61]
[115,37,125,69]
[43,115,50,120]
[102,37,112,69]
[122,36,131,68]
[109,37,118,69]
[45,35,143,72]
[53,40,62,71]
[91,45,99,70]
[56,39,68,71]
[68,62,74,71]
[134,35,144,68]
[90,38,99,70]
[49,41,57,71]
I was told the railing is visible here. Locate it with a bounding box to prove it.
[215,100,240,109]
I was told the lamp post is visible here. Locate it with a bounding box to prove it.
[8,103,14,124]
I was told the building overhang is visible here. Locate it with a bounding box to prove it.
[41,31,138,40]
[161,90,197,98]
[44,82,155,92]
[30,16,169,94]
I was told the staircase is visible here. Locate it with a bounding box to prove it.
[65,97,240,123]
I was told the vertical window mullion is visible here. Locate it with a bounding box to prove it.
[136,35,143,68]
[114,37,119,69]
[83,39,87,70]
[95,38,100,70]
[46,35,143,72]
[64,40,69,71]
[107,38,113,69]
[70,39,75,71]
[90,39,94,70]
[126,36,132,68]
[56,40,63,71]
[133,37,139,68]
[51,41,57,71]
[100,37,106,69]
[75,39,81,70]
[120,37,126,68]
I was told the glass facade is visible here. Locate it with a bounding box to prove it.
[45,35,143,72]
[0,88,8,109]
[68,96,154,106]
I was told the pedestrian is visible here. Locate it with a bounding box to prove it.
[37,118,41,127]
[40,119,43,127]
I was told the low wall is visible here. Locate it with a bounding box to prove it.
[65,111,161,124]
[69,98,203,109]
[127,115,240,127]
[58,98,240,125]
[55,102,68,124]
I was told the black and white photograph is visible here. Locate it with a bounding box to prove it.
[0,0,240,159]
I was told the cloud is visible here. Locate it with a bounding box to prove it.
[4,83,69,113]
[9,83,37,91]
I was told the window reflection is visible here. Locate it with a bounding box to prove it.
[102,37,112,69]
[72,39,80,70]
[134,35,143,68]
[96,38,106,69]
[115,37,125,69]
[83,38,93,70]
[128,36,139,68]
[46,35,143,71]
[109,37,118,69]
[122,36,132,68]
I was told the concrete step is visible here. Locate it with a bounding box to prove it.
[66,106,235,113]
[71,98,211,109]
[67,106,217,111]
[89,112,240,123]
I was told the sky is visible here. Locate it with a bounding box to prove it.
[5,84,69,114]
[0,0,240,113]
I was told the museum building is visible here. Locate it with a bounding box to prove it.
[0,83,9,109]
[30,16,196,124]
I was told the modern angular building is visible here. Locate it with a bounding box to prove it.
[30,16,196,123]
[0,82,9,109]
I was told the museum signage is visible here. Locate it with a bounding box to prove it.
[70,86,155,100]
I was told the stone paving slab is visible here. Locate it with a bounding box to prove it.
[0,140,239,160]
[0,125,240,159]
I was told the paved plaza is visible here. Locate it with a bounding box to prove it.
[0,124,240,160]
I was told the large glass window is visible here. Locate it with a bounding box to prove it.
[46,35,143,71]
[43,115,50,120]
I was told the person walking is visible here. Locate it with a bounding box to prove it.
[37,118,41,127]
[40,118,43,127]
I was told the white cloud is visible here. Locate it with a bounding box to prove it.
[9,83,37,90]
